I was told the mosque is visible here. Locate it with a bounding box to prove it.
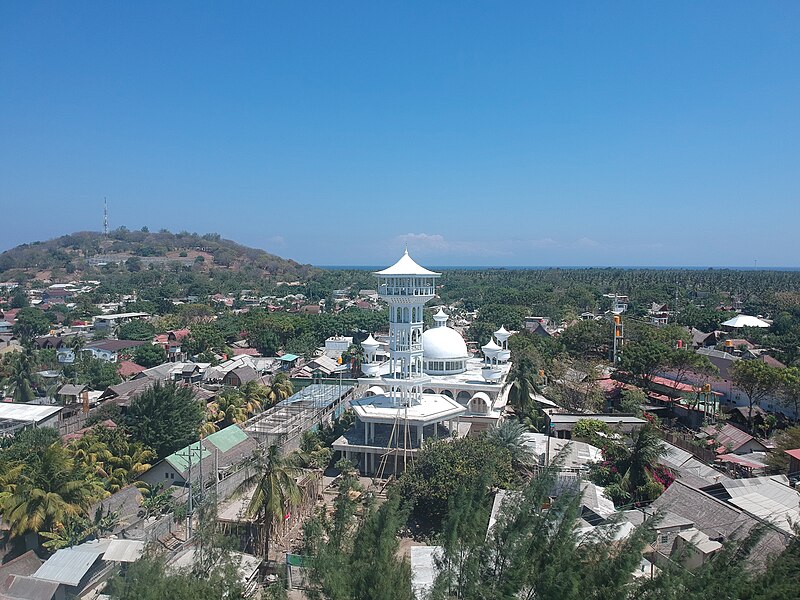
[332,250,513,476]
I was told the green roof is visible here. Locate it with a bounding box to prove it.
[280,353,300,361]
[204,425,249,453]
[166,441,210,473]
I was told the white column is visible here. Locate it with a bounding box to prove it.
[417,425,424,445]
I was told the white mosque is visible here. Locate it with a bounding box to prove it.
[332,250,513,476]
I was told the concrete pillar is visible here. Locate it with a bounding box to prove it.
[364,420,368,443]
[417,425,424,446]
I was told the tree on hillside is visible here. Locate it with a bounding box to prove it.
[730,360,782,431]
[125,382,204,458]
[765,426,800,474]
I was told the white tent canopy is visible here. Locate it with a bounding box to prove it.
[721,315,770,328]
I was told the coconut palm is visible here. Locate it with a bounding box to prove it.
[2,350,38,403]
[265,372,293,406]
[1,443,102,539]
[503,355,542,419]
[215,389,248,427]
[240,380,266,416]
[238,445,302,558]
[620,424,668,503]
[487,420,535,470]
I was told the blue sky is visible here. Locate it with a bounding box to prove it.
[1,2,799,267]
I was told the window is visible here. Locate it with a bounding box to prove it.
[165,473,169,479]
[660,534,669,544]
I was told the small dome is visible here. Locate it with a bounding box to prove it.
[422,326,469,360]
[433,308,449,326]
[361,334,380,352]
[482,337,501,354]
[494,326,511,341]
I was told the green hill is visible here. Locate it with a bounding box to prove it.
[0,229,316,283]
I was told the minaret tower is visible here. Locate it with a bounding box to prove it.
[374,250,440,407]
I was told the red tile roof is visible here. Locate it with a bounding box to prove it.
[650,375,723,395]
[232,347,260,357]
[118,360,146,378]
[785,449,800,461]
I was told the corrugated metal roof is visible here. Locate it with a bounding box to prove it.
[204,425,248,453]
[0,404,62,423]
[33,547,101,586]
[166,441,210,473]
[103,540,145,563]
[6,574,60,599]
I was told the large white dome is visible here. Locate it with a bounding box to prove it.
[422,326,469,360]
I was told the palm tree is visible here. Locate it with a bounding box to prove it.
[2,350,38,403]
[1,443,102,539]
[240,380,266,416]
[265,373,293,406]
[238,445,303,558]
[620,424,668,503]
[487,420,535,471]
[215,389,248,427]
[503,355,542,419]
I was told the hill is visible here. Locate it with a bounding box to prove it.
[0,229,316,284]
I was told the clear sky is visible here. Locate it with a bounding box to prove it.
[1,2,799,267]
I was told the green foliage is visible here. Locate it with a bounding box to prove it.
[12,307,51,344]
[74,356,122,390]
[86,401,123,427]
[619,387,647,416]
[133,343,166,368]
[117,319,156,341]
[619,340,671,387]
[503,353,543,419]
[560,319,610,358]
[305,494,413,600]
[125,381,204,459]
[10,286,28,308]
[730,360,783,430]
[572,418,612,445]
[0,442,103,539]
[395,435,514,530]
[766,426,800,473]
[105,552,247,600]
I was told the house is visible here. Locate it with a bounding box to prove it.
[92,311,150,330]
[223,365,259,387]
[97,377,156,410]
[524,317,553,337]
[649,480,790,570]
[785,449,800,480]
[158,328,191,362]
[699,423,769,455]
[57,383,88,405]
[545,414,647,439]
[648,303,670,326]
[0,551,44,597]
[0,320,12,334]
[83,339,145,363]
[34,335,66,350]
[117,360,146,379]
[139,425,257,489]
[57,347,76,364]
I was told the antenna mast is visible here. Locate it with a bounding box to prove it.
[103,198,108,235]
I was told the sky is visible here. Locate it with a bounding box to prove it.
[1,2,799,267]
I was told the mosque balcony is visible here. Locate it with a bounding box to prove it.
[389,343,423,353]
[378,285,436,298]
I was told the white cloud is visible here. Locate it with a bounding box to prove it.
[576,237,600,248]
